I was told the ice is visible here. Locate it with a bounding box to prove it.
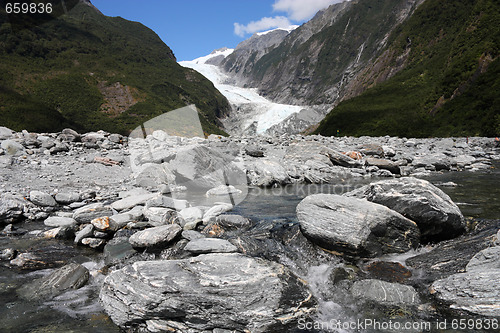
[179,59,304,134]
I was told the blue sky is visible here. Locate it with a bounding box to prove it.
[91,0,345,61]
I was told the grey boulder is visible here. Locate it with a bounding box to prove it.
[184,238,238,254]
[431,270,500,317]
[99,253,315,332]
[29,190,56,207]
[0,194,28,223]
[17,263,89,300]
[296,194,420,257]
[128,224,182,248]
[44,216,77,228]
[72,203,113,224]
[346,177,465,242]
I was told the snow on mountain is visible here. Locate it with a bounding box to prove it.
[255,25,299,36]
[179,57,304,135]
[188,48,234,65]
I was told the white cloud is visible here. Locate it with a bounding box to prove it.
[272,0,345,21]
[234,16,292,37]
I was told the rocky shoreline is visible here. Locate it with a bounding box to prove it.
[1,126,499,332]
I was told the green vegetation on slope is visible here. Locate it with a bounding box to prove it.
[0,2,229,135]
[315,0,500,137]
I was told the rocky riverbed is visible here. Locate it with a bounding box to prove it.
[1,125,499,332]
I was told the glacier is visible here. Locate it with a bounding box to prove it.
[179,52,307,135]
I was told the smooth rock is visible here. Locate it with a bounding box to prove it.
[247,159,289,187]
[1,140,24,155]
[178,207,203,224]
[0,194,28,223]
[351,279,420,306]
[346,177,465,242]
[81,237,106,249]
[42,227,74,239]
[44,216,77,228]
[466,247,500,271]
[111,192,157,211]
[0,126,13,140]
[145,195,189,211]
[17,263,89,300]
[143,207,178,226]
[205,185,242,197]
[181,230,205,241]
[99,253,315,332]
[216,214,251,229]
[29,190,56,207]
[296,194,420,257]
[321,147,363,168]
[129,224,182,248]
[365,157,400,174]
[202,203,233,223]
[91,216,116,232]
[73,203,113,224]
[74,224,94,244]
[54,192,81,205]
[184,238,238,254]
[431,270,500,316]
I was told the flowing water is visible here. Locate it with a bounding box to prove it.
[1,162,499,332]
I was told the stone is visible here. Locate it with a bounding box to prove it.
[143,207,178,226]
[1,140,24,155]
[74,224,94,244]
[49,141,70,154]
[145,195,189,211]
[59,128,81,142]
[247,159,289,187]
[216,214,251,229]
[109,213,137,230]
[72,203,113,224]
[0,194,28,223]
[178,207,203,224]
[359,144,384,157]
[54,192,81,205]
[42,227,74,239]
[111,192,157,211]
[81,237,106,249]
[466,247,500,271]
[181,230,205,241]
[90,216,116,232]
[99,253,315,332]
[184,238,238,254]
[205,185,242,197]
[346,177,465,242]
[245,147,265,157]
[365,157,400,174]
[321,147,363,168]
[44,216,77,228]
[296,194,420,257]
[17,263,89,300]
[0,248,17,260]
[430,270,500,316]
[202,203,233,223]
[0,126,13,140]
[128,224,182,248]
[29,190,56,207]
[351,279,420,306]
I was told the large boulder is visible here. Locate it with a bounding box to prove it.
[29,190,56,207]
[246,158,289,187]
[296,194,420,257]
[100,253,315,332]
[17,263,89,300]
[430,270,500,317]
[346,177,465,242]
[0,194,28,223]
[0,126,14,140]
